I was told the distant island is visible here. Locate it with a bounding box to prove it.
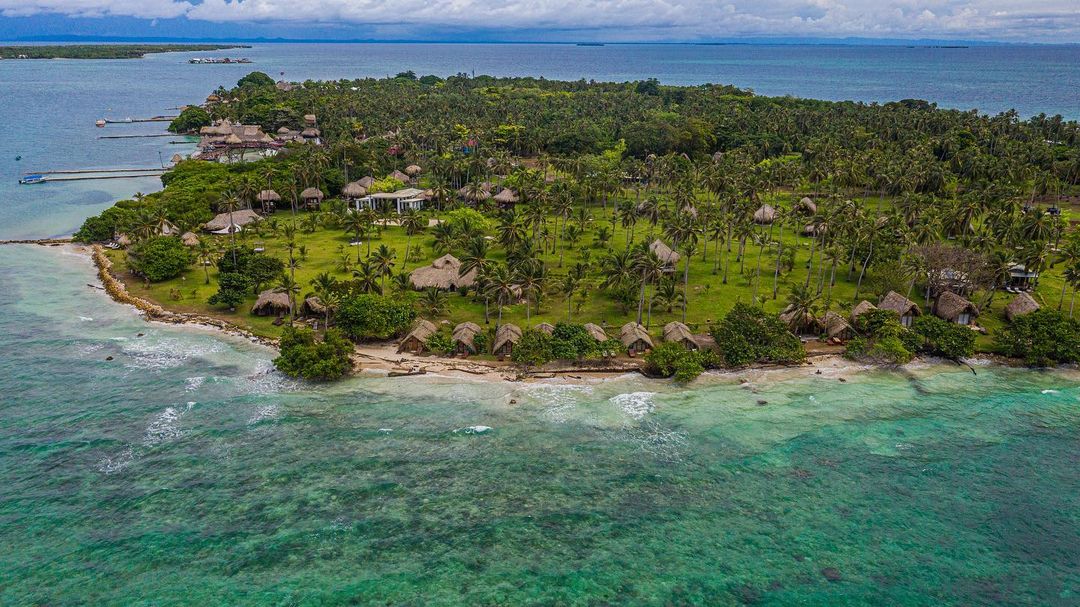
[0,44,249,60]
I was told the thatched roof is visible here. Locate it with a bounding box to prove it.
[204,209,261,232]
[181,231,199,247]
[753,204,777,224]
[302,296,326,316]
[493,323,522,353]
[458,185,491,202]
[780,305,820,333]
[583,323,608,342]
[390,170,411,183]
[663,321,698,348]
[301,127,320,138]
[301,187,324,200]
[534,322,555,335]
[803,223,827,236]
[493,188,519,204]
[822,311,853,339]
[341,182,368,198]
[796,197,817,214]
[452,321,483,353]
[1005,292,1040,322]
[851,300,876,321]
[257,189,281,202]
[620,322,654,349]
[399,319,438,352]
[409,254,477,290]
[650,240,680,266]
[251,289,291,316]
[405,164,422,176]
[357,176,376,189]
[303,114,317,125]
[879,291,921,317]
[934,291,979,322]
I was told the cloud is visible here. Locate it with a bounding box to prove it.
[2,0,1078,41]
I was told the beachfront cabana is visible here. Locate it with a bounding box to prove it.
[453,322,483,355]
[398,319,438,354]
[534,322,555,335]
[851,300,877,323]
[251,289,291,317]
[257,189,281,213]
[934,291,979,326]
[492,324,522,358]
[649,239,680,271]
[620,322,654,355]
[663,321,699,350]
[753,204,777,224]
[301,296,326,318]
[584,323,608,343]
[204,209,261,233]
[822,311,855,341]
[1005,292,1040,322]
[300,187,324,210]
[780,305,821,334]
[879,291,921,327]
[341,181,368,201]
[409,254,477,290]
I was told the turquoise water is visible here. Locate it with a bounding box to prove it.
[2,44,1080,605]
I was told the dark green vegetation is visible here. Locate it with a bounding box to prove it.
[274,327,354,380]
[168,106,211,134]
[83,70,1080,370]
[335,294,416,341]
[995,309,1080,366]
[126,236,192,282]
[509,323,623,367]
[0,44,246,60]
[845,309,976,363]
[644,341,719,382]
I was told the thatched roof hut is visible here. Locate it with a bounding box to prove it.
[851,300,877,322]
[492,324,522,357]
[934,291,979,325]
[803,223,827,237]
[409,254,477,290]
[584,323,608,342]
[493,188,519,205]
[879,291,921,325]
[1005,292,1040,322]
[341,181,368,199]
[822,311,854,340]
[457,185,491,202]
[303,114,317,125]
[116,233,132,247]
[405,164,422,176]
[251,289,291,316]
[257,189,281,203]
[535,322,555,335]
[663,321,699,350]
[181,231,199,247]
[620,322,654,354]
[390,170,411,183]
[204,209,261,232]
[398,319,438,353]
[649,239,680,268]
[357,176,376,189]
[300,187,324,201]
[796,197,817,215]
[301,296,327,317]
[300,127,320,139]
[453,322,483,355]
[780,305,820,334]
[753,204,777,224]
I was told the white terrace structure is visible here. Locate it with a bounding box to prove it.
[353,188,427,214]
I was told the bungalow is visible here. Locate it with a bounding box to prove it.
[204,209,261,234]
[256,189,281,213]
[357,176,376,189]
[493,188,520,207]
[1006,264,1039,291]
[534,322,555,335]
[409,254,477,291]
[649,240,680,271]
[398,319,438,354]
[493,324,522,358]
[583,323,608,343]
[405,164,422,177]
[452,322,483,355]
[300,187,324,210]
[389,169,412,184]
[851,300,877,323]
[753,204,777,224]
[822,311,855,341]
[795,197,817,215]
[356,188,426,213]
[341,181,368,202]
[663,321,699,350]
[934,291,979,326]
[879,291,922,327]
[1005,292,1040,322]
[620,322,654,356]
[251,289,291,317]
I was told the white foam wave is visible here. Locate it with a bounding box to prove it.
[247,403,280,425]
[525,384,594,423]
[610,392,656,420]
[121,335,227,370]
[144,406,185,445]
[185,376,205,392]
[1042,389,1061,395]
[78,316,93,322]
[454,425,493,434]
[97,446,135,474]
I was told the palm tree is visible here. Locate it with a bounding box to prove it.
[783,283,821,333]
[309,272,340,328]
[516,266,546,321]
[420,288,449,317]
[219,192,244,268]
[351,262,382,295]
[371,244,397,291]
[399,209,424,268]
[194,236,215,284]
[651,279,685,314]
[274,273,301,325]
[343,212,367,263]
[484,264,518,327]
[632,247,666,327]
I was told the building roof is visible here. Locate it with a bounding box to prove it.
[493,188,519,204]
[493,323,522,353]
[583,323,608,342]
[409,254,477,290]
[879,291,921,317]
[301,187,324,200]
[204,209,261,231]
[453,322,483,353]
[357,176,376,189]
[663,321,697,347]
[342,182,367,198]
[369,187,425,200]
[753,204,777,224]
[851,300,877,322]
[399,319,438,351]
[796,197,817,214]
[934,291,979,322]
[649,240,680,266]
[822,311,853,339]
[1005,292,1040,321]
[257,189,281,202]
[251,289,291,315]
[620,322,654,348]
[405,164,422,176]
[389,170,411,183]
[534,322,555,335]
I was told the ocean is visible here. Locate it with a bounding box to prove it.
[1,43,1079,605]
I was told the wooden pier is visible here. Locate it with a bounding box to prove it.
[100,116,177,124]
[24,167,164,175]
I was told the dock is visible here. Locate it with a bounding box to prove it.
[24,167,164,175]
[98,133,188,140]
[19,166,166,184]
[33,174,164,182]
[99,116,177,125]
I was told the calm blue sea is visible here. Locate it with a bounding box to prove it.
[1,43,1080,605]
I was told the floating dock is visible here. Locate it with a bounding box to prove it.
[19,167,166,184]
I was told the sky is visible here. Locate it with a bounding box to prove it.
[0,0,1078,44]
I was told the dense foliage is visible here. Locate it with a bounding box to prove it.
[217,247,285,294]
[0,44,244,60]
[712,303,806,367]
[274,327,353,380]
[169,106,211,134]
[208,272,251,310]
[995,309,1080,366]
[335,294,417,340]
[844,309,916,365]
[911,316,977,360]
[126,236,191,282]
[644,342,719,383]
[510,323,624,367]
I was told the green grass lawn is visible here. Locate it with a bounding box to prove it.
[111,194,1069,353]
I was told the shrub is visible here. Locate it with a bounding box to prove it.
[911,316,975,360]
[845,309,915,365]
[711,303,805,367]
[995,309,1080,367]
[644,342,716,383]
[237,71,275,89]
[274,327,353,381]
[168,106,211,134]
[127,236,192,282]
[511,329,554,368]
[550,323,605,361]
[74,206,135,242]
[336,294,416,341]
[208,272,250,309]
[427,331,455,355]
[218,247,285,293]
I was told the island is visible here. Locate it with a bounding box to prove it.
[0,44,249,60]
[76,70,1080,381]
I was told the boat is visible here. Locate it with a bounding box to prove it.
[19,174,45,184]
[95,119,106,127]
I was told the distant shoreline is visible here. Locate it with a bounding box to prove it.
[0,44,248,60]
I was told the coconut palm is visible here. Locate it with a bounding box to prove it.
[351,262,382,295]
[484,264,518,327]
[308,272,340,327]
[370,244,396,291]
[274,273,301,325]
